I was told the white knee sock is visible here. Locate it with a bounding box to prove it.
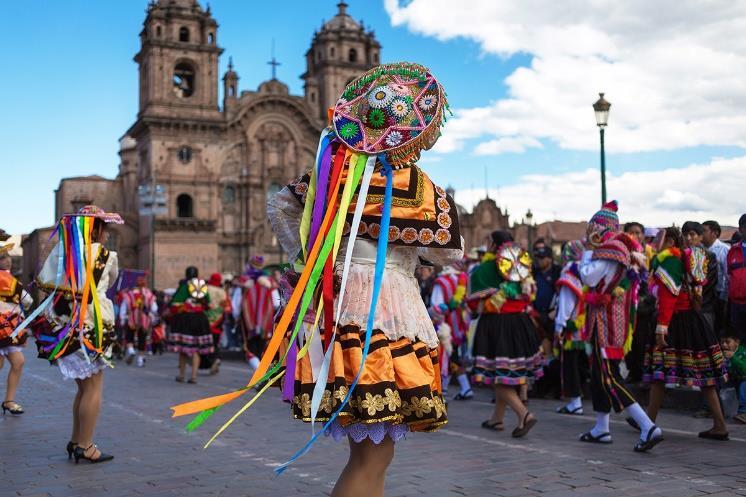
[248,356,260,371]
[590,412,610,438]
[457,373,471,394]
[566,396,582,411]
[624,403,659,440]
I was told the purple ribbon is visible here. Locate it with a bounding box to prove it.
[308,144,333,251]
[282,340,299,402]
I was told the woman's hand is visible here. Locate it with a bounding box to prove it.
[655,333,668,348]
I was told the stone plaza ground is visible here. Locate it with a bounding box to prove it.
[3,350,746,497]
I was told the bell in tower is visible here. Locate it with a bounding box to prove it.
[302,1,382,121]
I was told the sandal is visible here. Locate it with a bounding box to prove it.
[634,425,664,452]
[698,429,729,441]
[187,378,198,384]
[512,412,537,438]
[481,420,504,431]
[175,376,185,383]
[556,405,584,415]
[579,431,612,444]
[454,389,474,401]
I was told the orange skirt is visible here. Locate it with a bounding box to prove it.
[289,325,447,432]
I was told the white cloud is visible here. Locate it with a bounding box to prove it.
[385,0,746,154]
[453,155,746,227]
[473,136,543,155]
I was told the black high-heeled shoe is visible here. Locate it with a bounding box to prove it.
[1,401,24,415]
[73,444,114,464]
[66,441,77,460]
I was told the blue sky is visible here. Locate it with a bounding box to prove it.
[2,0,745,234]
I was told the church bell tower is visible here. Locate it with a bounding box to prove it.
[134,0,223,119]
[302,2,382,121]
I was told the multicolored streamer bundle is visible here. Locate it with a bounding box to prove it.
[14,208,122,360]
[170,61,450,474]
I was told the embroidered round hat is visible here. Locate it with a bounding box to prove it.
[72,205,124,224]
[332,62,448,166]
[588,200,619,236]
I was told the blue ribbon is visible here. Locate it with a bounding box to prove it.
[275,156,393,475]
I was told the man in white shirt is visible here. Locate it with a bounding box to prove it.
[703,220,729,335]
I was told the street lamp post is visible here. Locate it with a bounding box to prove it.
[592,92,611,205]
[137,182,167,288]
[526,209,534,250]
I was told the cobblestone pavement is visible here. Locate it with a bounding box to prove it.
[3,349,746,497]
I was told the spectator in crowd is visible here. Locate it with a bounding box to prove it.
[727,214,746,342]
[703,220,730,335]
[721,333,746,424]
[416,263,436,307]
[532,239,561,339]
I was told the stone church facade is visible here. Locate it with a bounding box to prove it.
[28,0,513,288]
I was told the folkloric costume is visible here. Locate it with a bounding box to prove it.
[0,243,33,357]
[120,276,157,366]
[554,239,588,414]
[204,272,230,371]
[172,62,462,472]
[643,246,727,387]
[469,241,544,386]
[22,206,121,380]
[430,261,472,399]
[579,201,662,451]
[240,256,276,363]
[168,271,214,357]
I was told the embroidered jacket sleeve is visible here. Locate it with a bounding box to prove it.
[554,286,577,334]
[266,186,304,262]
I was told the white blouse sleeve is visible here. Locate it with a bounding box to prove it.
[417,236,465,268]
[554,286,577,334]
[267,187,304,262]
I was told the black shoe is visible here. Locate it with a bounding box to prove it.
[73,444,114,464]
[66,441,77,460]
[579,431,612,444]
[1,401,24,415]
[453,389,474,401]
[634,425,664,452]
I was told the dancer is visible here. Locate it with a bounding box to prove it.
[120,275,157,367]
[168,266,213,384]
[240,255,275,372]
[172,62,461,496]
[642,226,729,440]
[430,260,472,400]
[29,205,121,463]
[470,230,542,437]
[554,239,588,416]
[578,201,662,452]
[205,272,229,375]
[0,243,33,415]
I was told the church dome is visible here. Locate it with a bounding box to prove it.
[322,2,362,31]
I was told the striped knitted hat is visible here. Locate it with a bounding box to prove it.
[588,200,619,236]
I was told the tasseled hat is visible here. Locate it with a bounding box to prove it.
[588,200,619,236]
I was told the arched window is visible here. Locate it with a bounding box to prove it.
[330,46,335,58]
[373,52,379,63]
[228,85,236,97]
[208,32,214,44]
[223,185,236,204]
[179,26,190,42]
[310,91,316,103]
[176,194,193,218]
[155,25,162,37]
[173,62,195,98]
[348,48,358,63]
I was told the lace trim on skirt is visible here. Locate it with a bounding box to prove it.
[325,420,408,444]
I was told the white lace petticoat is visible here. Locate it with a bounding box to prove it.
[57,351,111,380]
[325,420,408,444]
[336,263,439,348]
[0,346,24,356]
